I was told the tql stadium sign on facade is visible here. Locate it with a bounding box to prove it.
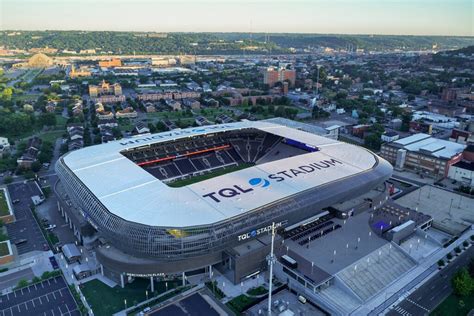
[238,221,286,241]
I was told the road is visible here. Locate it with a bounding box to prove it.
[0,269,34,291]
[387,246,474,316]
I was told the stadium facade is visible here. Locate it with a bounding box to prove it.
[56,121,392,284]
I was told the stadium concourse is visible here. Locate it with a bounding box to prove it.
[54,119,453,314]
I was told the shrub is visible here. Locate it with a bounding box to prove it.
[16,279,29,289]
[455,247,461,254]
[438,259,445,267]
[463,241,469,247]
[447,253,453,260]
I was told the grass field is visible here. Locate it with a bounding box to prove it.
[167,163,253,188]
[0,242,9,256]
[82,278,180,316]
[39,130,64,143]
[226,294,258,315]
[0,190,10,216]
[431,292,474,316]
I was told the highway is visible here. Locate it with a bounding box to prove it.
[387,246,474,316]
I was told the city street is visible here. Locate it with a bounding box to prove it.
[0,269,34,292]
[388,246,474,316]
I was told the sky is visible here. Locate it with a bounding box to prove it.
[0,0,472,36]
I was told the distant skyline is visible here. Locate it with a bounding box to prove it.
[1,0,472,36]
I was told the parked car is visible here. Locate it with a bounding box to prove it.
[12,199,20,204]
[49,256,59,270]
[45,224,57,231]
[14,239,27,245]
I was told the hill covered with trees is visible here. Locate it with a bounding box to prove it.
[1,31,473,55]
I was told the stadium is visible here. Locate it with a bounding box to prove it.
[55,120,393,284]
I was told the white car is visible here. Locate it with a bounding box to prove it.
[46,224,57,230]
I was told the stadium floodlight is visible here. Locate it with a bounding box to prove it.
[266,222,277,316]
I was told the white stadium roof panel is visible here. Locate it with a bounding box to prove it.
[63,121,383,227]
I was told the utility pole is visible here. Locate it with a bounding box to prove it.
[315,65,321,97]
[267,222,276,316]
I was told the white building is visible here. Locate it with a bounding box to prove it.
[448,161,474,187]
[381,131,400,143]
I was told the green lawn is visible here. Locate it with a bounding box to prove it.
[226,294,258,315]
[0,242,9,256]
[0,190,10,216]
[55,115,68,128]
[81,278,180,316]
[38,130,64,143]
[431,292,474,316]
[247,286,267,296]
[167,163,253,188]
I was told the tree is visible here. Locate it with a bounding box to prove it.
[31,161,42,173]
[3,176,13,184]
[452,268,473,297]
[400,112,412,132]
[1,88,13,101]
[364,134,382,151]
[38,112,57,127]
[16,279,28,289]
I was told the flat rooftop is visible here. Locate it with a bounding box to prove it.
[62,120,387,227]
[282,211,388,276]
[390,133,465,159]
[395,185,474,236]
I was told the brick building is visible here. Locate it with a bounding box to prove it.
[263,67,296,87]
[380,134,465,179]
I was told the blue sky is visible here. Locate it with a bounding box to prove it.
[1,0,472,35]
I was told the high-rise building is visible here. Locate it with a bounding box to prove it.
[263,67,296,87]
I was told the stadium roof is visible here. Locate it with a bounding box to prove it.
[63,121,387,227]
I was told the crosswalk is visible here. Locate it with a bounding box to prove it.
[393,305,412,316]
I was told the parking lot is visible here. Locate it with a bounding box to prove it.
[5,182,47,255]
[0,275,79,316]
